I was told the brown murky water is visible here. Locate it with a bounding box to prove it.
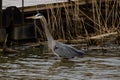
[0,46,120,80]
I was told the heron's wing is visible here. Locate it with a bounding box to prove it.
[54,42,85,59]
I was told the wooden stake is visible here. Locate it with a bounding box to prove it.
[22,0,24,25]
[0,0,2,28]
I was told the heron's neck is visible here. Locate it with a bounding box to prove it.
[40,17,54,41]
[40,16,55,49]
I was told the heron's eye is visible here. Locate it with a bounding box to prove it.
[54,46,58,50]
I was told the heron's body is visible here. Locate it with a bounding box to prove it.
[54,41,84,58]
[37,13,85,59]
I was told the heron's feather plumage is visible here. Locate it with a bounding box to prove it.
[54,41,85,59]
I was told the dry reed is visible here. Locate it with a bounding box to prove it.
[35,0,119,45]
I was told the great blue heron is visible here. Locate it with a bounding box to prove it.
[34,13,85,59]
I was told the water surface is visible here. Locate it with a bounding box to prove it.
[0,46,120,80]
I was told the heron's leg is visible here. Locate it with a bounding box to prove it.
[60,57,69,62]
[52,50,60,57]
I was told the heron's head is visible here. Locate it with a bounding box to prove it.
[33,13,43,19]
[35,13,43,17]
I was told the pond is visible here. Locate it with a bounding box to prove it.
[0,45,120,80]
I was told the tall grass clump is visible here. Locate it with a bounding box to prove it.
[37,0,119,45]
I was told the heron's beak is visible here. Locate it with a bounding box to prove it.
[26,13,43,19]
[26,15,43,19]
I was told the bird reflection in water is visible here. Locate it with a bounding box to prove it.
[48,60,75,75]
